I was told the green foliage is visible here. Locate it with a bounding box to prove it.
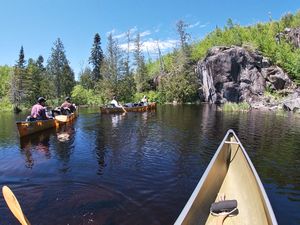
[0,66,12,99]
[79,67,94,89]
[95,78,115,102]
[89,33,104,82]
[159,72,198,103]
[264,88,285,101]
[71,85,104,105]
[3,11,300,108]
[0,96,13,111]
[133,33,150,92]
[157,25,199,103]
[26,58,44,105]
[71,85,89,105]
[133,91,162,103]
[47,38,75,99]
[116,74,136,102]
[10,46,28,107]
[190,10,300,83]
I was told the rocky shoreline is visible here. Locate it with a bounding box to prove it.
[195,45,300,112]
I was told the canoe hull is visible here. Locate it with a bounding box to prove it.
[174,129,277,225]
[16,119,59,137]
[100,102,157,114]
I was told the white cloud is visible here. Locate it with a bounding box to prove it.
[113,32,127,39]
[109,26,139,40]
[119,39,178,54]
[106,29,116,37]
[119,42,135,51]
[188,21,210,29]
[199,22,210,28]
[189,21,200,28]
[140,30,151,37]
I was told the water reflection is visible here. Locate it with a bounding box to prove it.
[19,129,55,168]
[54,124,76,173]
[111,112,126,127]
[18,123,77,169]
[0,106,300,224]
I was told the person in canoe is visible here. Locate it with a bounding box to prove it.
[27,97,52,121]
[110,96,127,112]
[141,95,148,106]
[110,96,122,108]
[60,97,76,114]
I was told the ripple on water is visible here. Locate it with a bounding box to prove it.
[0,181,161,225]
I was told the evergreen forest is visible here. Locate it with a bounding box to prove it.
[1,11,300,111]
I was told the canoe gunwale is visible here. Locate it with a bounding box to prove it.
[229,130,277,225]
[173,129,277,225]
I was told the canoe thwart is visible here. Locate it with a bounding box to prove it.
[224,141,240,145]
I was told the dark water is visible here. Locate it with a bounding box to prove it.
[0,105,299,225]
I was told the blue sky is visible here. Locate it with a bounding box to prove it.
[0,0,299,79]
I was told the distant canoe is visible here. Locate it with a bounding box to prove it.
[55,111,78,123]
[16,119,59,137]
[174,129,277,225]
[100,102,157,114]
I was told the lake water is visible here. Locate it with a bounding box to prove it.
[0,105,299,225]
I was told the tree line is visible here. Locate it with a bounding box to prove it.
[1,11,300,111]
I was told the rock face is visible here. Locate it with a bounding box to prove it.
[196,46,296,107]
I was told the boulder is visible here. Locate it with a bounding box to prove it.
[283,98,300,111]
[277,27,300,48]
[196,46,296,106]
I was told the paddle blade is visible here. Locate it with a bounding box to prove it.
[2,186,30,225]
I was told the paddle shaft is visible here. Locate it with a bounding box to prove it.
[120,105,127,113]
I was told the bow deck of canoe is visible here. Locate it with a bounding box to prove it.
[55,111,78,123]
[174,129,277,225]
[100,102,157,114]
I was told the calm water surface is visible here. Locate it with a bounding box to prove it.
[0,105,299,225]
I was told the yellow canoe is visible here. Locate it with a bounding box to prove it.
[16,119,59,137]
[55,111,78,123]
[174,129,277,225]
[100,102,157,114]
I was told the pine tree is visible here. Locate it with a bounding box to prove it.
[106,33,118,83]
[158,20,198,103]
[62,64,75,97]
[176,20,190,55]
[89,33,104,83]
[133,33,148,92]
[11,46,26,110]
[157,41,165,73]
[47,38,74,99]
[79,67,93,89]
[124,30,131,78]
[106,33,126,82]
